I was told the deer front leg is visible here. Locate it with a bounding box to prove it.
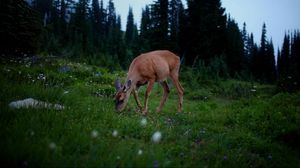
[132,88,142,111]
[156,81,170,112]
[142,80,154,115]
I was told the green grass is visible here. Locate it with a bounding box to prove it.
[0,57,299,167]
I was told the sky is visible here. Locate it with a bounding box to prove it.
[103,0,300,50]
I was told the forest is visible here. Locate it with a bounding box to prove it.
[0,0,300,167]
[1,0,299,87]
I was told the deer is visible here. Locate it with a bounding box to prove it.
[114,50,184,115]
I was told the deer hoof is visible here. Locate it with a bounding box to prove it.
[142,109,148,115]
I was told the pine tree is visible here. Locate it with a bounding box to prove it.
[291,31,300,81]
[265,39,276,82]
[0,0,42,56]
[140,5,151,52]
[254,23,267,81]
[125,7,135,45]
[91,0,101,48]
[225,18,244,76]
[277,31,300,91]
[149,0,169,50]
[169,0,184,53]
[242,22,251,71]
[279,33,290,78]
[125,7,139,60]
[184,0,226,65]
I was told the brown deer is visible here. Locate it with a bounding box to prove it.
[114,50,184,115]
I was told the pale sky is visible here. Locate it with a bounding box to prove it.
[103,0,300,50]
[222,0,300,50]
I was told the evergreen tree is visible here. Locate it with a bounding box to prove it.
[70,0,91,54]
[277,31,300,91]
[149,0,169,50]
[242,22,251,71]
[291,31,300,82]
[125,7,135,45]
[91,0,101,48]
[0,0,42,56]
[184,0,226,65]
[32,0,53,26]
[279,33,290,78]
[106,0,125,67]
[125,7,139,60]
[247,33,257,77]
[59,0,68,42]
[169,0,184,53]
[140,5,151,52]
[265,39,276,82]
[225,18,244,75]
[258,23,267,80]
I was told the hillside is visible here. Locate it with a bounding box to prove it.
[0,57,299,167]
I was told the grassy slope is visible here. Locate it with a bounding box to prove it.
[0,57,299,167]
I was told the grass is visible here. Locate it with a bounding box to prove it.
[0,56,299,167]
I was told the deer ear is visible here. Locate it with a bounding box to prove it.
[126,80,132,89]
[115,79,122,90]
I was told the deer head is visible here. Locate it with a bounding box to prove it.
[114,79,132,112]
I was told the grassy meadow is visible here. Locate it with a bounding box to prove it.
[0,57,299,167]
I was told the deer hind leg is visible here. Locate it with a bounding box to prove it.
[170,72,184,112]
[142,80,155,115]
[156,81,170,112]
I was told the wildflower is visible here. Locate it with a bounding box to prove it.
[49,142,56,150]
[63,90,69,94]
[250,89,256,92]
[37,74,46,80]
[140,118,147,126]
[200,128,206,134]
[267,154,272,160]
[153,160,159,168]
[30,131,35,136]
[151,131,162,143]
[21,160,28,167]
[223,155,228,160]
[138,149,143,155]
[91,130,98,138]
[112,130,118,137]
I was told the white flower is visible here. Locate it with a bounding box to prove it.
[151,131,162,143]
[112,130,118,137]
[63,90,69,94]
[140,118,147,126]
[138,149,143,155]
[49,142,56,150]
[91,130,98,138]
[30,131,35,136]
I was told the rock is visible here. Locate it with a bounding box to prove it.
[9,98,64,110]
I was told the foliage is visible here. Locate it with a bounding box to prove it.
[277,31,300,92]
[0,0,42,56]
